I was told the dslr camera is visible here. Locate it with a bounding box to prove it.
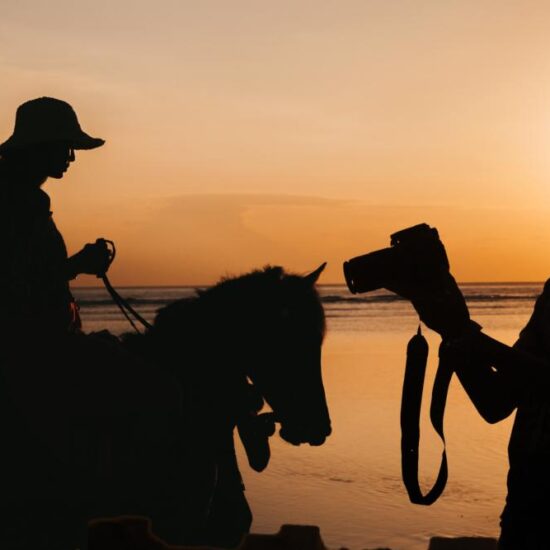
[343,223,449,294]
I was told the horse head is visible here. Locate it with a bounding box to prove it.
[240,263,332,447]
[151,263,332,449]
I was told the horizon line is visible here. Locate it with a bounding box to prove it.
[72,280,547,290]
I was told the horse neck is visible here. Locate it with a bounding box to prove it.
[173,300,258,429]
[147,294,265,439]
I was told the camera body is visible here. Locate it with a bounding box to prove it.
[343,223,449,294]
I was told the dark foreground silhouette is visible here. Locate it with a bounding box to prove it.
[0,265,331,549]
[88,517,498,550]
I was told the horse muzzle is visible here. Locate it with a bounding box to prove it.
[278,419,332,447]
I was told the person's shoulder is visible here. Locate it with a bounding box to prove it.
[542,279,550,295]
[35,189,51,210]
[530,279,550,310]
[18,189,51,217]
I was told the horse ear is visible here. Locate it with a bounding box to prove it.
[265,266,284,280]
[304,262,327,285]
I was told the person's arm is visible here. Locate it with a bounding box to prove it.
[452,281,550,423]
[390,271,550,424]
[447,328,547,424]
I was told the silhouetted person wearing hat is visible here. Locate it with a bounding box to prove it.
[0,97,110,333]
[0,98,183,549]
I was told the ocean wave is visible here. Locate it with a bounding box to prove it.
[453,293,538,303]
[74,292,540,308]
[76,298,174,307]
[322,294,404,304]
[320,293,539,305]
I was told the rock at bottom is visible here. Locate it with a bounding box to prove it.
[429,536,497,550]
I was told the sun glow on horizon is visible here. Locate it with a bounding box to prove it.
[3,1,550,285]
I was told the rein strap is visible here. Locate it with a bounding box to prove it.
[96,238,152,333]
[102,274,152,333]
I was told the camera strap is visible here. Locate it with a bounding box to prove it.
[400,326,454,505]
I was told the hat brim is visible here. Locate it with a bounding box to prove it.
[0,132,105,154]
[72,133,105,150]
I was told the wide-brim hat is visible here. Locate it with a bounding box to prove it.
[0,97,105,153]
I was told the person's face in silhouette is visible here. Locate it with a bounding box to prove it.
[2,141,77,188]
[35,142,76,179]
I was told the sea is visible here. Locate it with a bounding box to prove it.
[73,282,543,550]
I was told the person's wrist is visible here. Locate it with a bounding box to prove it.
[66,257,80,280]
[441,319,482,348]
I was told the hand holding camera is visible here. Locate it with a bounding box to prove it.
[343,224,471,338]
[396,273,471,339]
[68,238,114,279]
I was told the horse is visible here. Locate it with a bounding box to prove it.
[95,263,332,548]
[0,263,330,549]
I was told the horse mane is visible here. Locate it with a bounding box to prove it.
[199,265,286,299]
[159,264,320,322]
[194,265,291,311]
[123,265,325,363]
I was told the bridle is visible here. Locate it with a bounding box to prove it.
[96,238,152,333]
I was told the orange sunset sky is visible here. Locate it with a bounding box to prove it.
[3,1,550,285]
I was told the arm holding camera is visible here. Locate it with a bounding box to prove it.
[66,238,112,279]
[387,262,549,424]
[344,224,550,424]
[343,225,550,504]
